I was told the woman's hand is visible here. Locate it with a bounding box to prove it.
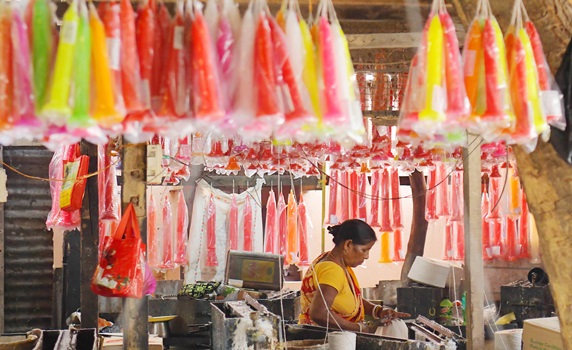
[378,308,411,325]
[358,321,379,334]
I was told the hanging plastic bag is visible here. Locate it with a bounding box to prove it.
[369,170,381,227]
[485,164,502,222]
[285,190,298,265]
[120,0,144,115]
[298,191,310,266]
[503,217,517,261]
[30,0,54,112]
[191,3,225,129]
[147,192,160,269]
[102,3,126,118]
[205,193,218,267]
[358,171,368,221]
[327,169,338,224]
[522,6,565,130]
[425,167,438,221]
[46,146,81,231]
[159,2,187,122]
[232,4,256,129]
[98,143,119,221]
[481,181,493,260]
[12,0,41,132]
[151,2,170,113]
[60,144,89,212]
[243,195,253,252]
[89,4,123,128]
[161,193,174,269]
[454,221,464,260]
[444,218,454,260]
[136,0,155,109]
[390,168,404,261]
[0,4,14,130]
[436,163,450,217]
[380,168,392,232]
[264,188,278,254]
[450,167,463,221]
[228,194,239,250]
[174,190,189,265]
[277,190,288,261]
[349,170,358,219]
[91,203,145,298]
[338,171,349,222]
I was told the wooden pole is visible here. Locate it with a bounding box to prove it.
[400,170,429,284]
[80,141,99,329]
[463,134,484,348]
[121,141,148,350]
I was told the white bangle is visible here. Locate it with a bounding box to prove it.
[372,305,381,319]
[358,322,364,332]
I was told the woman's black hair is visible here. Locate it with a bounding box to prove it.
[327,219,377,246]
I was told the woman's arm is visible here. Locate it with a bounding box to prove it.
[309,284,362,332]
[362,298,411,322]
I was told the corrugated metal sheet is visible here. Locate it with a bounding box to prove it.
[3,146,54,333]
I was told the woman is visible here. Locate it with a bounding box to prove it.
[299,219,409,333]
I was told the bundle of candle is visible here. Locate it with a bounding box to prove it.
[0,0,366,149]
[397,0,564,153]
[397,0,469,150]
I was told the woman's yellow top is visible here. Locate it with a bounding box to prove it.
[299,256,364,324]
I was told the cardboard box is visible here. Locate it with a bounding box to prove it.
[523,317,563,350]
[101,336,163,350]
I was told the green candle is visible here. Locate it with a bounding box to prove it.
[69,1,91,127]
[31,0,53,111]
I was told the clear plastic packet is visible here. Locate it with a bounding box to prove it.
[425,166,438,221]
[120,0,144,115]
[190,3,225,131]
[228,194,239,250]
[46,145,81,231]
[440,10,470,127]
[0,4,14,130]
[30,0,55,113]
[11,0,42,133]
[147,192,160,269]
[243,195,253,252]
[481,183,493,260]
[522,7,565,130]
[174,190,188,265]
[358,171,368,221]
[349,170,358,219]
[160,193,174,269]
[369,170,381,227]
[286,190,298,265]
[158,3,187,122]
[264,188,278,254]
[277,190,288,260]
[298,192,310,266]
[450,167,464,221]
[205,193,218,267]
[444,218,454,260]
[98,143,120,222]
[89,4,124,129]
[136,0,155,109]
[485,164,502,222]
[231,5,256,129]
[380,168,392,232]
[151,3,170,113]
[435,162,450,217]
[390,167,403,229]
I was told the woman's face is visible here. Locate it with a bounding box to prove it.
[343,240,376,267]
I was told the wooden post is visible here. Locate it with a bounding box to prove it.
[400,170,429,284]
[0,147,4,334]
[121,141,148,350]
[80,142,99,329]
[463,134,484,348]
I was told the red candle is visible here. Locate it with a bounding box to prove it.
[380,168,392,232]
[328,170,339,224]
[298,193,310,266]
[206,194,218,267]
[264,189,277,254]
[174,190,188,265]
[228,194,239,251]
[243,195,253,252]
[426,167,438,221]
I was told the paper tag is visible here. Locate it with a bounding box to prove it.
[106,38,121,70]
[464,50,477,77]
[61,20,78,44]
[431,85,445,113]
[228,279,244,288]
[174,26,184,50]
[541,90,563,118]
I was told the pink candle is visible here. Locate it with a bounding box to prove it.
[243,195,253,252]
[264,189,277,254]
[206,194,218,267]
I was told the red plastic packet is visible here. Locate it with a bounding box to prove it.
[298,192,310,266]
[425,167,438,221]
[327,170,338,224]
[243,195,253,252]
[277,190,288,260]
[147,192,160,269]
[120,0,144,113]
[136,0,155,108]
[228,194,239,250]
[174,190,189,265]
[264,189,278,254]
[369,170,380,227]
[379,168,392,232]
[205,194,218,267]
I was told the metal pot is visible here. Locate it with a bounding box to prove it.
[149,321,171,338]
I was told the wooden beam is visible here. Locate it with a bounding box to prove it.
[121,141,148,350]
[462,134,484,349]
[80,142,100,330]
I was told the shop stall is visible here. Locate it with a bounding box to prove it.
[0,0,569,349]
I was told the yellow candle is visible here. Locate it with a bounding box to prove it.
[379,231,392,263]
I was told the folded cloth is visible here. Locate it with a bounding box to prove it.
[375,319,408,339]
